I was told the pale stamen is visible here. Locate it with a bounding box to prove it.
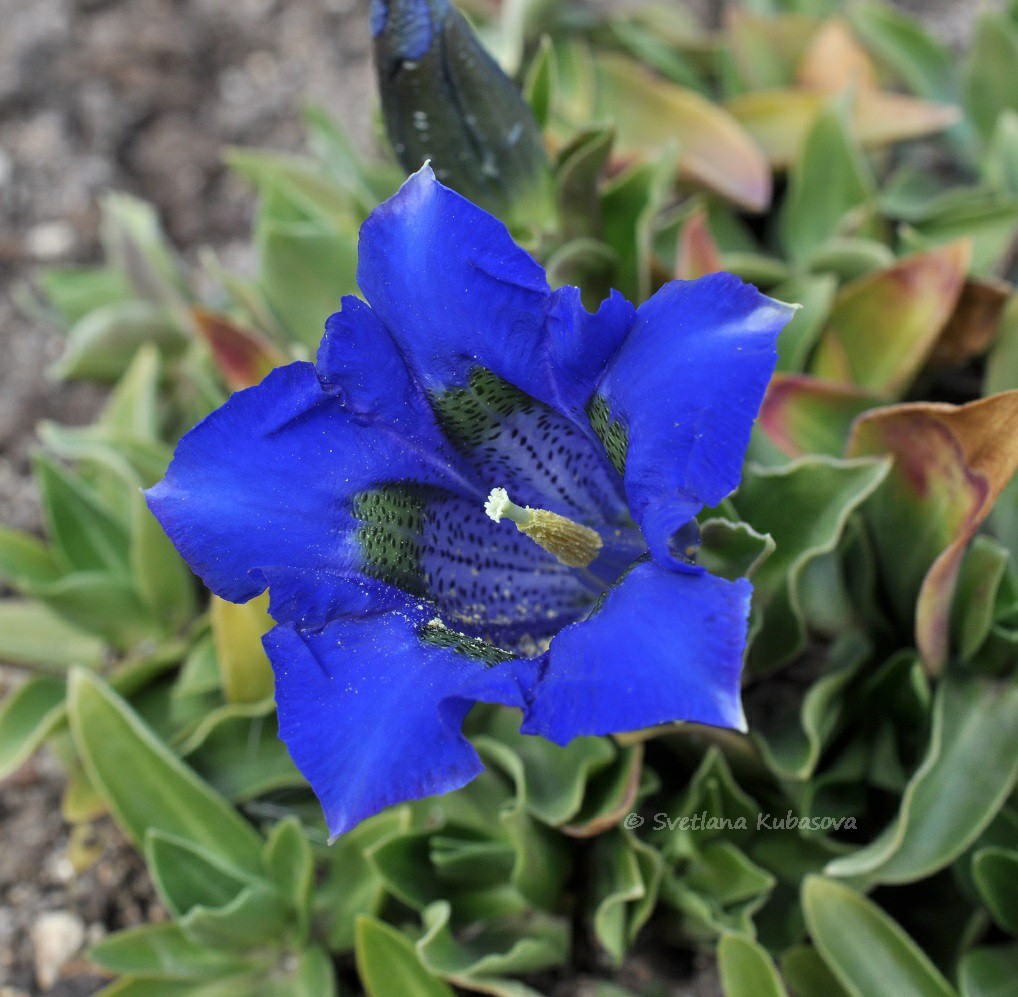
[484,487,603,568]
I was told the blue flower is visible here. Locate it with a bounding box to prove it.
[147,167,794,838]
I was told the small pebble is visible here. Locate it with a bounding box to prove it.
[31,911,85,990]
[23,221,76,260]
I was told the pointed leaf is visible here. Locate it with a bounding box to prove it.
[729,88,959,168]
[0,677,66,780]
[959,945,1018,997]
[88,923,255,980]
[796,18,877,93]
[812,242,971,397]
[802,877,955,997]
[556,46,771,211]
[973,847,1018,934]
[210,593,274,704]
[779,102,875,264]
[760,376,880,457]
[717,934,788,997]
[825,676,1018,885]
[849,391,1018,670]
[0,600,106,672]
[67,670,263,872]
[355,917,455,997]
[192,308,286,392]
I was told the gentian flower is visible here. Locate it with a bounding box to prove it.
[146,167,794,838]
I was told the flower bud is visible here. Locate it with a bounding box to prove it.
[371,0,554,229]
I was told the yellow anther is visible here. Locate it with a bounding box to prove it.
[484,487,603,568]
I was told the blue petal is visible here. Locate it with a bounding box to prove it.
[591,274,795,567]
[265,602,537,838]
[370,1,447,60]
[521,560,751,744]
[145,359,473,613]
[356,166,635,414]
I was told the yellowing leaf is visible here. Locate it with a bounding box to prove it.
[555,46,771,211]
[760,375,880,458]
[728,88,960,168]
[849,390,1018,672]
[211,593,275,704]
[812,241,971,396]
[796,18,878,93]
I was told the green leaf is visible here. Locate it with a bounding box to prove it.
[355,917,455,997]
[732,456,890,672]
[316,808,409,953]
[184,715,303,804]
[263,818,314,940]
[825,676,1018,885]
[98,973,262,996]
[523,35,556,128]
[554,45,771,211]
[67,670,264,873]
[779,103,875,265]
[592,830,663,963]
[848,2,956,103]
[0,600,106,671]
[417,900,569,997]
[959,946,1018,997]
[261,946,336,997]
[257,212,358,348]
[26,572,164,650]
[54,301,189,382]
[773,274,837,373]
[984,111,1018,195]
[780,945,851,997]
[0,677,66,779]
[145,830,258,917]
[89,923,257,980]
[753,632,871,781]
[698,519,775,582]
[99,193,189,307]
[899,195,1018,279]
[600,155,675,302]
[965,12,1018,142]
[802,877,956,997]
[178,882,290,950]
[759,376,880,459]
[35,455,131,576]
[972,847,1018,934]
[952,536,1011,661]
[717,934,788,997]
[39,265,134,326]
[130,489,197,632]
[0,527,63,589]
[555,127,614,241]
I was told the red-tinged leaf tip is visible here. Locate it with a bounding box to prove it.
[675,209,724,281]
[192,308,286,392]
[848,391,1018,673]
[813,240,972,397]
[760,374,880,457]
[596,55,773,212]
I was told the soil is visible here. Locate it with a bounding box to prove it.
[0,0,1002,993]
